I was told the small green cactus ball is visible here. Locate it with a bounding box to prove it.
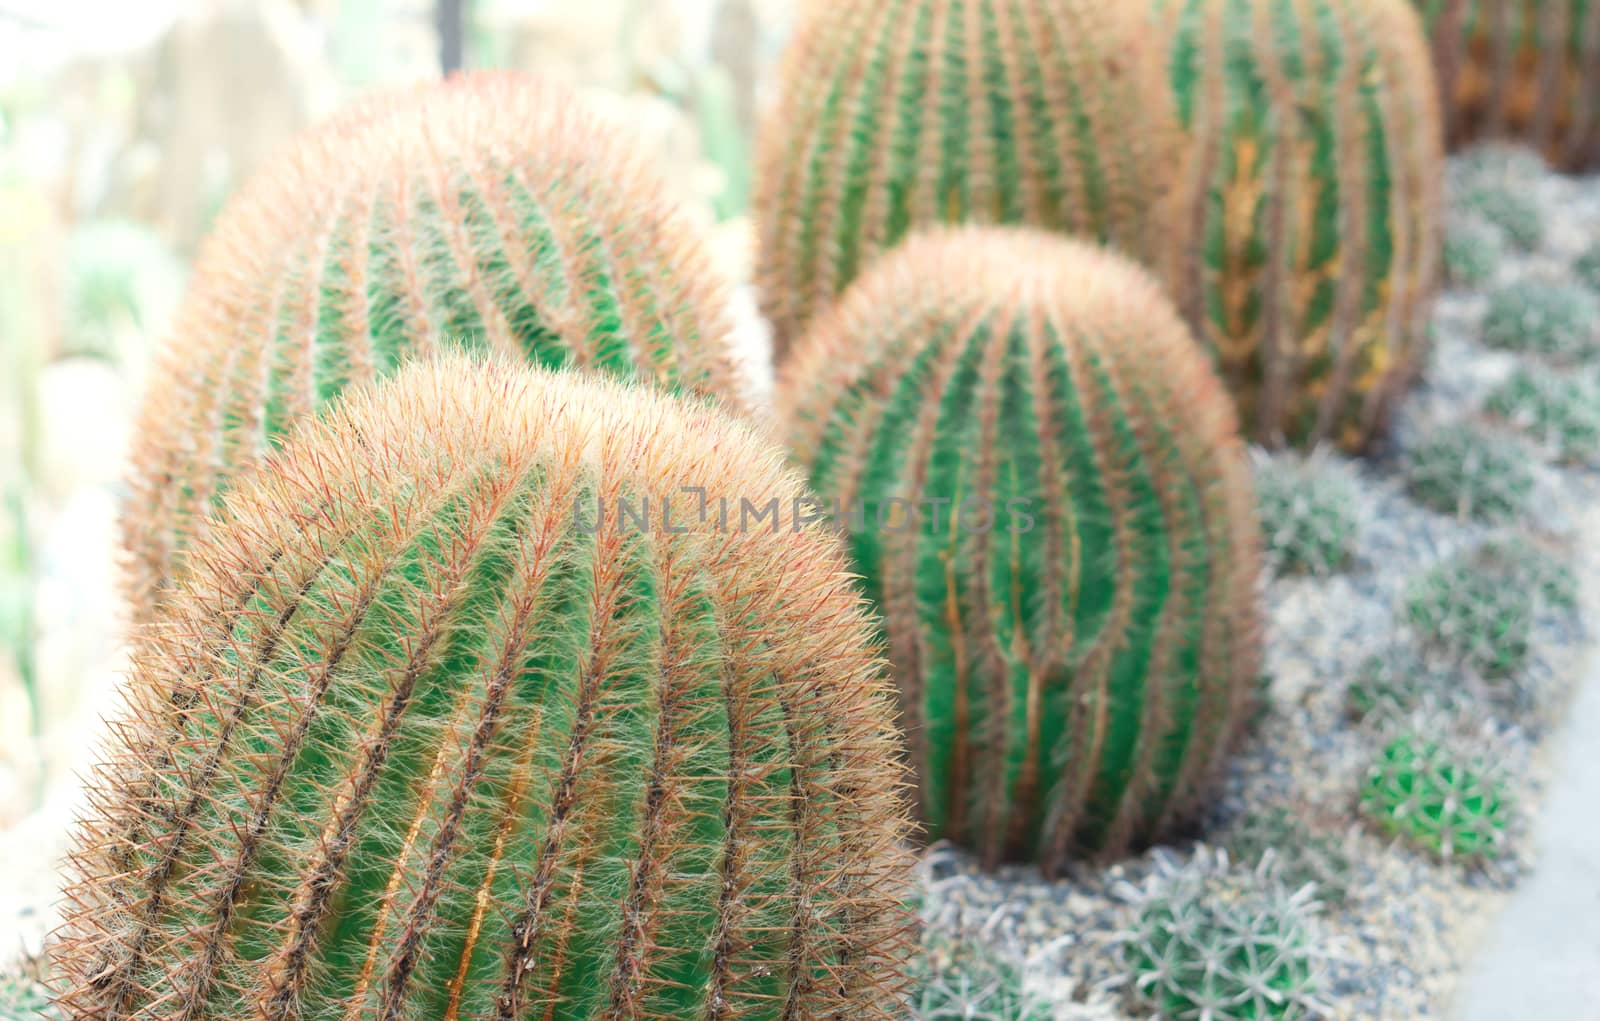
[1404,425,1533,523]
[1485,366,1600,465]
[1224,808,1357,907]
[1442,215,1504,288]
[1118,849,1322,1021]
[1459,184,1543,252]
[1406,551,1535,679]
[1575,241,1600,293]
[1253,451,1361,577]
[1345,644,1461,724]
[1361,733,1508,862]
[1481,280,1600,361]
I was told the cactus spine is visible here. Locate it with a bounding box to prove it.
[1416,0,1600,169]
[753,0,1182,359]
[1158,0,1444,451]
[123,72,748,626]
[59,358,913,1020]
[778,228,1262,872]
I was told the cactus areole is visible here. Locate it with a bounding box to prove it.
[779,228,1263,873]
[58,359,913,1020]
[122,71,748,629]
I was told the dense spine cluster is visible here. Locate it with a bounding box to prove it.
[123,72,748,625]
[1157,0,1444,451]
[778,228,1262,872]
[59,359,913,1020]
[1416,0,1600,169]
[752,0,1181,358]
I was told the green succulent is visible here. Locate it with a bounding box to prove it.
[1459,184,1543,252]
[1442,215,1504,288]
[1361,732,1509,863]
[1480,280,1600,361]
[1406,553,1535,679]
[911,933,1053,1021]
[1345,643,1463,725]
[1485,366,1600,464]
[1118,848,1323,1021]
[1224,808,1357,907]
[0,958,56,1021]
[1449,143,1549,187]
[1404,426,1533,523]
[1470,533,1581,613]
[1254,450,1361,576]
[1575,240,1600,293]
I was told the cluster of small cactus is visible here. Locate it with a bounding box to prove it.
[1442,214,1506,287]
[752,0,1179,357]
[1404,424,1534,522]
[1253,451,1362,577]
[57,358,914,1020]
[1480,279,1600,360]
[1485,365,1600,464]
[1414,0,1600,170]
[1361,729,1510,862]
[1116,848,1324,1021]
[122,72,748,625]
[1153,0,1444,452]
[779,228,1263,872]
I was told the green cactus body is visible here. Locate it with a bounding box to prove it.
[1157,0,1444,451]
[123,72,748,626]
[778,228,1262,872]
[1415,0,1600,170]
[58,359,913,1021]
[1362,732,1509,861]
[752,0,1181,358]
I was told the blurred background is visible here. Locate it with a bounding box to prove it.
[0,0,788,949]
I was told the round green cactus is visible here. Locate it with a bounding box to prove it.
[752,0,1182,357]
[1361,732,1509,862]
[122,71,749,627]
[56,359,914,1021]
[1345,643,1463,724]
[1480,280,1600,360]
[1442,215,1505,288]
[1155,0,1444,452]
[779,228,1262,872]
[1118,848,1323,1021]
[1485,366,1600,465]
[1404,425,1533,523]
[1253,451,1361,577]
[1406,552,1535,679]
[1458,183,1545,252]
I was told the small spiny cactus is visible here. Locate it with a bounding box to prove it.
[1485,365,1600,465]
[1361,728,1510,862]
[1576,240,1600,292]
[1253,449,1362,577]
[1480,279,1600,361]
[56,358,914,1021]
[122,71,748,627]
[1344,643,1464,724]
[1224,808,1359,907]
[752,0,1181,357]
[1404,424,1534,523]
[1116,848,1324,1021]
[1415,0,1600,170]
[1154,0,1444,452]
[1442,214,1505,288]
[1406,548,1536,679]
[779,228,1262,872]
[1458,182,1544,251]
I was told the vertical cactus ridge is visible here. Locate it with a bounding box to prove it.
[58,358,914,1021]
[1158,0,1444,451]
[123,71,750,629]
[1416,0,1600,169]
[778,228,1262,872]
[752,0,1184,359]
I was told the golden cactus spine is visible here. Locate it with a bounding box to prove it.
[752,0,1183,359]
[58,357,913,1021]
[122,71,749,627]
[1159,0,1444,451]
[779,228,1263,873]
